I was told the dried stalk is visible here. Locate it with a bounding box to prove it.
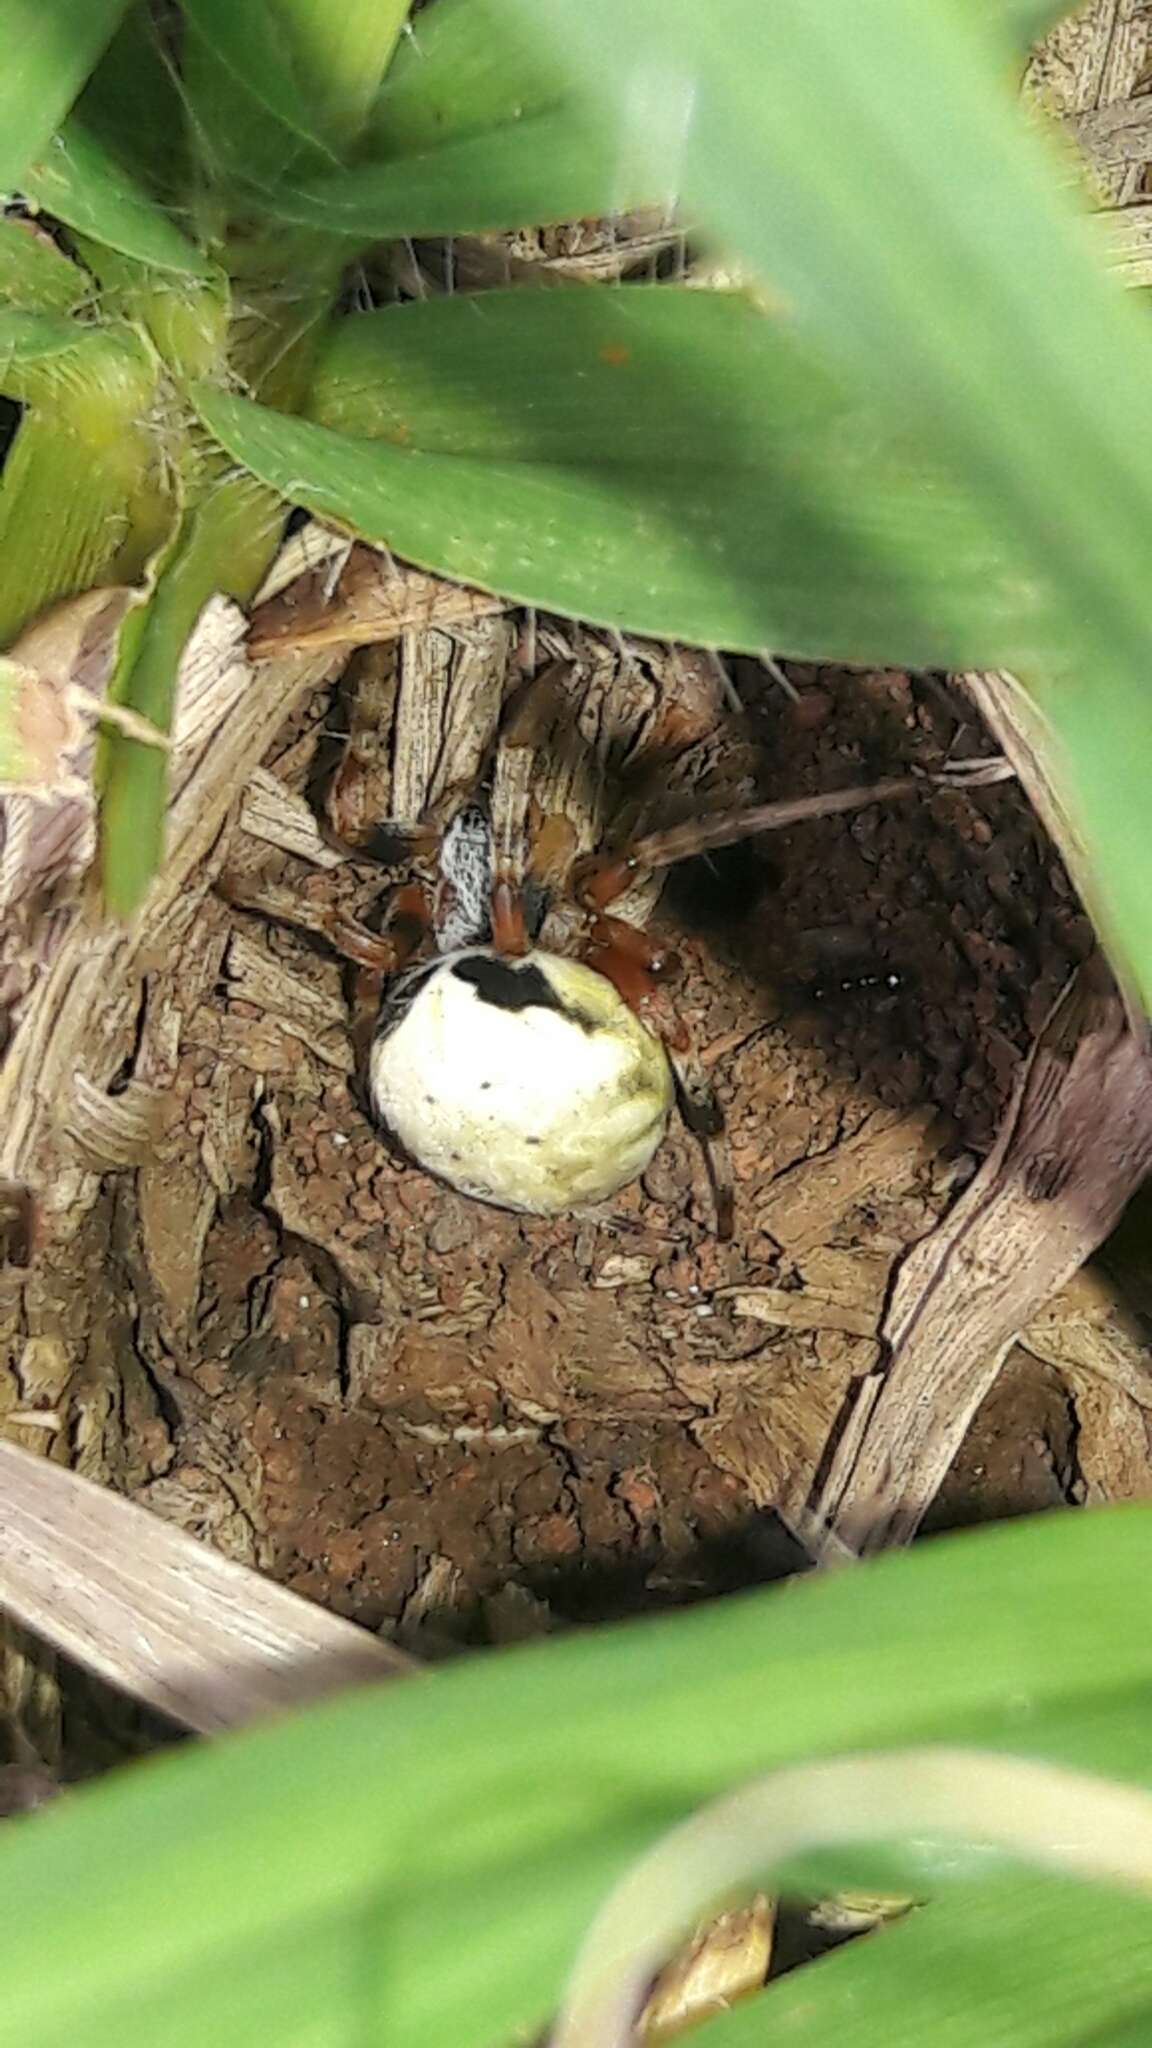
[0,1440,412,1734]
[805,954,1152,1558]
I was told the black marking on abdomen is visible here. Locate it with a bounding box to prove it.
[453,953,596,1030]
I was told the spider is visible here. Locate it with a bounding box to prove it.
[225,654,1000,1237]
[224,659,768,1236]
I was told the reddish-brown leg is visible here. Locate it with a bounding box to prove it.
[582,913,684,1044]
[219,875,430,975]
[668,1051,735,1241]
[580,908,734,1241]
[571,851,641,914]
[219,872,434,1100]
[336,882,432,1081]
[490,876,529,957]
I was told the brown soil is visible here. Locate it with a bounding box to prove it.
[73,650,1103,1676]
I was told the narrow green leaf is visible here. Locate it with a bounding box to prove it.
[275,0,413,151]
[271,108,644,238]
[99,471,287,917]
[0,0,131,196]
[0,1509,1151,2046]
[195,286,1045,669]
[0,311,157,410]
[0,318,165,644]
[22,121,209,276]
[0,307,103,379]
[0,215,87,313]
[0,405,168,649]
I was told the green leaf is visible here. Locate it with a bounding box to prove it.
[362,0,1068,166]
[182,0,344,163]
[366,0,570,155]
[99,470,287,917]
[702,1870,1152,2047]
[73,5,194,203]
[194,286,1045,669]
[22,121,209,276]
[1,1509,1152,2046]
[0,390,169,649]
[497,0,1152,997]
[180,0,412,196]
[272,0,1074,250]
[0,0,131,196]
[275,0,413,152]
[0,216,87,314]
[0,307,105,383]
[269,108,645,239]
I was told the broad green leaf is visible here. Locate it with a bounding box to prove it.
[74,5,193,202]
[0,216,87,314]
[704,1870,1152,2048]
[362,0,1065,163]
[1,1510,1152,2046]
[0,0,130,196]
[270,109,645,239]
[501,0,1152,996]
[180,0,411,196]
[182,0,345,162]
[366,0,569,155]
[22,121,209,276]
[195,286,1046,669]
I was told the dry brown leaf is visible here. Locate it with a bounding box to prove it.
[809,957,1152,1558]
[756,1107,945,1255]
[639,1897,775,2043]
[247,541,507,657]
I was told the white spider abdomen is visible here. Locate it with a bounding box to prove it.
[368,948,673,1214]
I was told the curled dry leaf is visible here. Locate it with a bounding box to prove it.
[0,553,341,1221]
[0,588,139,1051]
[639,1897,775,2043]
[0,586,147,796]
[0,654,86,796]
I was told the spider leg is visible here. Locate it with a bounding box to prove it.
[574,765,1020,909]
[668,1048,735,1243]
[218,875,429,975]
[582,911,679,1021]
[321,890,431,1126]
[580,911,733,1240]
[490,876,529,957]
